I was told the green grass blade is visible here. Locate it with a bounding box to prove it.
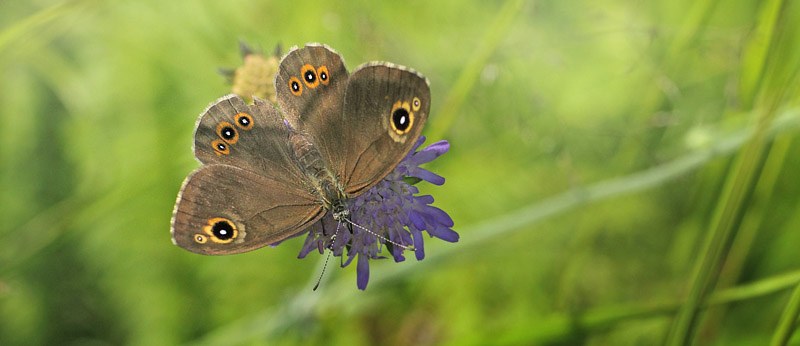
[769,283,800,346]
[666,0,791,343]
[699,134,794,337]
[425,0,526,141]
[0,1,89,54]
[738,0,785,108]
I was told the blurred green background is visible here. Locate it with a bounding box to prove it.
[2,0,800,345]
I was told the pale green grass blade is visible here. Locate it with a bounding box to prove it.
[769,283,800,346]
[425,0,526,140]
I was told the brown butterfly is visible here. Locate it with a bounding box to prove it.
[170,43,430,255]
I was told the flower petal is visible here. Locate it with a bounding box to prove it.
[427,206,454,227]
[290,135,457,289]
[410,226,426,260]
[407,167,445,185]
[429,224,459,242]
[409,211,427,230]
[357,253,370,290]
[297,232,319,259]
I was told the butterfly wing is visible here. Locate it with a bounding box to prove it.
[172,95,324,255]
[339,63,431,196]
[274,45,430,197]
[275,43,350,180]
[193,94,308,186]
[171,164,325,255]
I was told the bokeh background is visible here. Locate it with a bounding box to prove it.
[2,0,800,345]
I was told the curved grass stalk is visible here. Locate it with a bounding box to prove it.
[0,1,91,54]
[480,270,800,345]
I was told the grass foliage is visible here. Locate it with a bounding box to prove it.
[1,0,800,345]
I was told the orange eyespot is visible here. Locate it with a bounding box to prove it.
[390,101,414,135]
[211,139,229,156]
[412,97,421,111]
[194,234,207,244]
[300,64,319,88]
[317,65,330,85]
[216,121,238,144]
[235,113,253,130]
[204,217,238,244]
[289,77,302,96]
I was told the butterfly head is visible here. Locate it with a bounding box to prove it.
[331,199,350,221]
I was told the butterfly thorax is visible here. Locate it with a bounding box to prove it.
[288,131,349,219]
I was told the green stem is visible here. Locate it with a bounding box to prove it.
[425,0,526,140]
[700,135,792,337]
[0,1,90,54]
[739,0,787,108]
[665,0,719,60]
[769,283,800,346]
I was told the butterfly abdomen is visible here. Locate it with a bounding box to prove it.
[289,131,329,181]
[288,131,346,211]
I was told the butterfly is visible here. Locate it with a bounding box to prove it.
[170,43,430,255]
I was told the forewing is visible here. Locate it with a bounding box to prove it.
[275,43,350,180]
[193,94,306,186]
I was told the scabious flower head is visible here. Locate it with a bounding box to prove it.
[225,43,456,290]
[297,136,457,290]
[221,42,281,104]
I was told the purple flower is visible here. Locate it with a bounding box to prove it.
[296,136,457,290]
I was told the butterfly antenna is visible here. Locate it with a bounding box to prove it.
[313,221,341,291]
[344,218,416,252]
